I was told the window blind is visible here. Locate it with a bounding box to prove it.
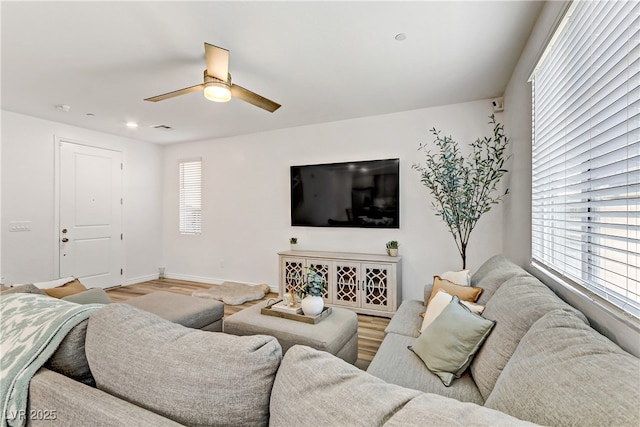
[179,159,202,234]
[531,0,639,317]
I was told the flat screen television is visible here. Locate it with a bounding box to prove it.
[290,158,399,228]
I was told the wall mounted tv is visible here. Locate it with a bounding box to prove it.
[291,158,399,228]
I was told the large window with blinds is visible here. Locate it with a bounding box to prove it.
[531,0,639,318]
[179,159,202,234]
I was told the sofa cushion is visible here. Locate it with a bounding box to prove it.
[384,392,538,426]
[271,345,532,427]
[86,303,282,427]
[470,274,589,400]
[385,299,424,337]
[271,344,421,426]
[123,290,224,330]
[0,284,46,295]
[45,319,95,386]
[366,333,484,404]
[412,296,495,386]
[471,255,528,304]
[485,309,640,427]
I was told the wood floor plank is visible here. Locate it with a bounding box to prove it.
[106,278,389,369]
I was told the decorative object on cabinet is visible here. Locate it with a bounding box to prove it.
[386,241,399,257]
[278,250,401,318]
[289,237,298,250]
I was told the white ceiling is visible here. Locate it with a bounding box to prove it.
[1,1,543,145]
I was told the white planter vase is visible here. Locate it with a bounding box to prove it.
[301,295,324,316]
[387,248,398,257]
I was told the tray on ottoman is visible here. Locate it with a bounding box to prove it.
[261,299,332,324]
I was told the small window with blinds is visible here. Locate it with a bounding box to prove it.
[179,159,202,235]
[530,0,639,318]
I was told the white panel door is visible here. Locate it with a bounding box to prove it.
[59,142,123,288]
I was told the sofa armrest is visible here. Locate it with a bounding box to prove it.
[27,368,182,427]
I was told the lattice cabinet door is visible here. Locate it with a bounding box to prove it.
[361,263,393,312]
[333,261,360,308]
[307,259,333,304]
[280,257,306,297]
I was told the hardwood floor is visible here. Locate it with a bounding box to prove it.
[106,278,389,370]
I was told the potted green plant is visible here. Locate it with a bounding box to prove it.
[412,114,509,268]
[386,241,399,257]
[289,237,298,250]
[301,266,327,316]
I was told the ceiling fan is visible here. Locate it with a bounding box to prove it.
[144,43,281,113]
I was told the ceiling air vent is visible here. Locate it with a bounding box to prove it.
[152,124,173,130]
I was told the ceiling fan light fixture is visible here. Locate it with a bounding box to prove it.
[204,80,231,102]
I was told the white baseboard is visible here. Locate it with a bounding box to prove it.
[164,273,224,285]
[123,273,159,286]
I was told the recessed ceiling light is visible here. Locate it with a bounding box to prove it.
[86,113,95,117]
[126,121,138,129]
[395,33,407,41]
[55,104,71,112]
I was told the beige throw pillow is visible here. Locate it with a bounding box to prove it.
[420,289,485,333]
[428,276,483,305]
[43,279,87,298]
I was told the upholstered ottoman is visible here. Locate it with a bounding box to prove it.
[223,300,358,364]
[123,291,224,332]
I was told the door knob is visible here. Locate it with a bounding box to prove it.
[62,228,68,234]
[61,237,69,243]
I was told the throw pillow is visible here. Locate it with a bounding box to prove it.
[43,279,87,298]
[62,288,112,305]
[420,289,484,333]
[411,296,495,386]
[440,269,471,286]
[428,276,482,305]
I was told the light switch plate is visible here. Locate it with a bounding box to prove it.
[9,221,32,232]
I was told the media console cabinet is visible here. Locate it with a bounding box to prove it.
[278,250,402,318]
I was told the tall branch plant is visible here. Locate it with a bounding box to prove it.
[412,115,510,269]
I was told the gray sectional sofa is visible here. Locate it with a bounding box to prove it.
[367,255,640,426]
[10,255,640,426]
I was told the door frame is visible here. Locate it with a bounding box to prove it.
[53,136,124,285]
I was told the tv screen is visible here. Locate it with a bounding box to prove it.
[291,158,399,228]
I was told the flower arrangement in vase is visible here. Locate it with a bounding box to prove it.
[300,266,327,316]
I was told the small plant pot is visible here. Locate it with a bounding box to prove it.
[387,248,398,257]
[301,295,324,316]
[290,243,298,251]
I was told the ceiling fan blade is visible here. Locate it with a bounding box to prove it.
[144,84,204,102]
[205,43,229,82]
[230,84,281,112]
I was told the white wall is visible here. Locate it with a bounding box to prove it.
[162,100,506,300]
[1,110,163,285]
